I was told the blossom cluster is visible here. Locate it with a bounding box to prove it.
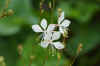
[32,12,71,50]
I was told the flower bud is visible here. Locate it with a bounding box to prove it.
[18,44,23,56]
[2,62,6,66]
[0,56,4,63]
[57,53,61,60]
[57,8,62,17]
[49,2,52,8]
[63,30,68,38]
[7,9,14,16]
[30,56,35,60]
[40,2,43,9]
[41,9,44,14]
[77,43,83,54]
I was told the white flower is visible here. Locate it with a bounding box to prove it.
[41,32,64,49]
[32,18,56,32]
[58,12,71,34]
[32,18,56,39]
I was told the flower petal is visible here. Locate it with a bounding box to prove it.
[47,24,56,31]
[40,41,49,48]
[52,32,61,40]
[61,19,71,27]
[59,27,64,34]
[32,25,43,32]
[41,18,47,30]
[43,32,52,40]
[52,42,64,49]
[58,12,64,24]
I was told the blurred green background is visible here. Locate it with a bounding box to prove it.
[0,0,100,66]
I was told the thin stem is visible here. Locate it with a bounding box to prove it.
[39,0,44,23]
[70,54,78,66]
[50,0,55,24]
[51,6,53,23]
[19,55,26,66]
[56,59,60,66]
[28,45,34,66]
[42,56,48,66]
[53,0,55,9]
[70,43,82,66]
[56,52,61,66]
[39,1,42,23]
[63,37,66,47]
[6,0,10,9]
[29,59,33,66]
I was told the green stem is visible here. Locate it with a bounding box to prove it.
[51,0,55,24]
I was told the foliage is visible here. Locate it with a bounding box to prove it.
[0,0,100,66]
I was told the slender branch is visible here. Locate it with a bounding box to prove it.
[19,55,26,66]
[6,0,10,9]
[29,57,33,66]
[63,37,66,47]
[50,0,55,24]
[56,52,61,66]
[70,54,78,66]
[28,46,34,66]
[42,56,48,66]
[70,43,82,66]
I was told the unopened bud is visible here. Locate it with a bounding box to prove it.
[41,9,44,14]
[0,56,4,63]
[57,8,62,17]
[0,10,7,18]
[30,56,35,60]
[2,62,6,66]
[58,8,62,12]
[49,2,52,8]
[77,43,83,54]
[57,53,61,60]
[40,2,43,9]
[7,9,14,16]
[18,44,23,55]
[63,30,68,38]
[3,12,7,16]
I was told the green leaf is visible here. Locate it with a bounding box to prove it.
[67,23,100,56]
[0,0,38,36]
[58,1,99,23]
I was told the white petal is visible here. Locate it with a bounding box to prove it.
[53,42,64,49]
[61,19,71,27]
[58,12,64,24]
[40,41,49,48]
[47,24,56,31]
[32,25,43,32]
[52,32,61,40]
[59,27,64,34]
[41,18,47,30]
[43,32,52,40]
